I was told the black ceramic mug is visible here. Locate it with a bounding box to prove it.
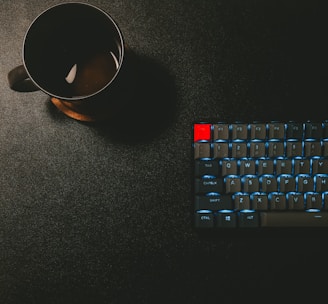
[8,2,125,121]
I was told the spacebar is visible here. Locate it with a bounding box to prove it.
[260,212,328,227]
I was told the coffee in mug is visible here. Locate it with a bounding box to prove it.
[8,2,125,121]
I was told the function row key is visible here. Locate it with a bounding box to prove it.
[208,122,328,140]
[213,123,285,140]
[194,141,328,159]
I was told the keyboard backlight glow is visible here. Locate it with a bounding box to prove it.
[197,210,212,214]
[240,209,255,213]
[218,209,234,213]
[306,209,321,213]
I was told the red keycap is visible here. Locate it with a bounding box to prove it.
[194,123,212,142]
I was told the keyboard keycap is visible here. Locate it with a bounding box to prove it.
[195,211,214,228]
[257,159,274,174]
[194,143,211,159]
[294,158,311,174]
[194,123,211,142]
[216,210,237,228]
[231,142,247,158]
[195,159,219,176]
[312,158,328,173]
[260,175,277,192]
[286,122,303,139]
[304,122,322,139]
[213,124,229,140]
[249,141,266,157]
[213,142,229,158]
[195,177,223,194]
[323,122,328,138]
[304,140,322,156]
[315,174,328,192]
[268,140,285,157]
[278,174,296,192]
[238,210,259,228]
[260,211,328,227]
[225,176,242,193]
[305,192,322,209]
[250,123,266,139]
[239,159,256,175]
[269,193,287,210]
[221,159,238,175]
[287,192,304,210]
[242,175,260,192]
[268,123,285,139]
[251,193,269,210]
[231,123,248,139]
[234,193,251,210]
[275,158,292,174]
[297,175,314,192]
[195,195,233,211]
[323,140,328,156]
[286,141,303,157]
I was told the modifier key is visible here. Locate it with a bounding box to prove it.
[195,210,214,228]
[238,210,259,228]
[195,178,223,194]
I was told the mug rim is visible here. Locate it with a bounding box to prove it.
[22,1,125,101]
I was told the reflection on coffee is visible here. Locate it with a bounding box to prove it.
[11,2,125,102]
[65,50,119,97]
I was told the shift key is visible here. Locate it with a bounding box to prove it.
[195,178,223,194]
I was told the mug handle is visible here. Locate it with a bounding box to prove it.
[8,65,40,92]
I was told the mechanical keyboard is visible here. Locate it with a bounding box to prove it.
[192,121,328,229]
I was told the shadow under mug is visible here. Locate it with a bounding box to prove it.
[8,2,125,122]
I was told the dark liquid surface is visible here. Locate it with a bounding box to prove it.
[66,50,118,97]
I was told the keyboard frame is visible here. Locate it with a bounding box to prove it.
[192,120,328,231]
